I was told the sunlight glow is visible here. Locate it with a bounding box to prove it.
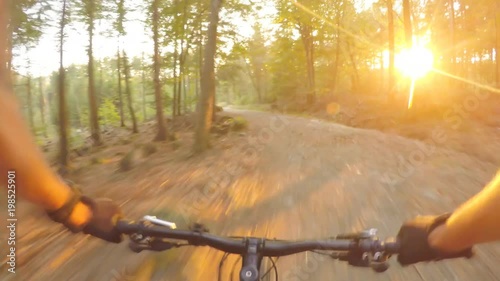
[395,46,434,79]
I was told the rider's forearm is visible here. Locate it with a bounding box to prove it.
[429,172,500,252]
[0,92,70,209]
[0,92,91,226]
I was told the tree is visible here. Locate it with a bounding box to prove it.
[387,0,395,99]
[0,0,8,88]
[122,51,138,133]
[116,47,125,126]
[114,0,126,127]
[194,0,222,152]
[402,0,413,48]
[58,0,70,167]
[75,0,103,146]
[275,1,322,104]
[141,52,147,121]
[247,23,267,103]
[2,0,46,89]
[38,76,47,137]
[497,0,500,87]
[26,72,34,130]
[151,0,168,141]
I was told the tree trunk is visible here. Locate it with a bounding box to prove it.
[123,51,138,133]
[178,0,189,115]
[184,74,188,113]
[195,59,200,101]
[87,9,102,146]
[194,0,221,153]
[98,59,103,105]
[117,46,125,126]
[332,6,343,94]
[496,0,500,87]
[197,15,203,100]
[39,76,47,137]
[58,0,69,167]
[0,0,10,89]
[448,0,456,88]
[141,52,147,121]
[346,39,360,92]
[152,0,168,141]
[172,39,179,117]
[402,0,413,48]
[387,0,395,100]
[0,0,13,90]
[177,49,184,116]
[402,0,414,107]
[27,75,34,131]
[299,23,316,105]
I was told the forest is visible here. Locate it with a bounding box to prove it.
[2,1,500,280]
[7,0,499,168]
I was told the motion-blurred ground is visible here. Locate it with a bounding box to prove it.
[0,97,499,280]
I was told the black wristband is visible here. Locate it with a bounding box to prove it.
[46,186,82,225]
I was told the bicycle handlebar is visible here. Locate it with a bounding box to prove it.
[116,217,400,281]
[116,220,400,256]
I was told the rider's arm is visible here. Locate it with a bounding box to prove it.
[0,91,91,227]
[429,172,500,252]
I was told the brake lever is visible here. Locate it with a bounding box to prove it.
[331,251,370,267]
[143,215,177,229]
[128,238,182,253]
[335,228,377,240]
[332,229,391,272]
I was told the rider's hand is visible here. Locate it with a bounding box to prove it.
[397,214,473,265]
[47,185,123,243]
[79,196,123,243]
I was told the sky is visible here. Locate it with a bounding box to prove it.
[16,0,371,77]
[18,8,151,77]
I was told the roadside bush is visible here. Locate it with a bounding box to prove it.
[232,116,248,131]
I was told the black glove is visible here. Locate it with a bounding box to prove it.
[46,186,123,243]
[80,196,123,243]
[397,213,473,265]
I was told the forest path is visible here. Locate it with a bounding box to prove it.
[1,109,499,281]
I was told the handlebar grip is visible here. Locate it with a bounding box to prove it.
[384,239,400,254]
[116,220,137,234]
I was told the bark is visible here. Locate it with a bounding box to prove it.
[332,3,344,94]
[141,52,146,121]
[298,23,316,104]
[402,0,413,48]
[58,0,69,167]
[122,51,138,133]
[152,0,168,141]
[0,0,12,90]
[87,4,102,146]
[448,0,456,88]
[117,46,125,126]
[27,75,34,131]
[496,1,500,87]
[387,0,395,100]
[39,76,47,137]
[172,38,179,117]
[194,0,221,153]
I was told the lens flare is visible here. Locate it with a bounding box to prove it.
[396,46,434,78]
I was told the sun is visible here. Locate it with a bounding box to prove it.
[395,46,434,79]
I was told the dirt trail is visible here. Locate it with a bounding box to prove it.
[0,109,499,281]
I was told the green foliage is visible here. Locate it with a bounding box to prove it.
[9,0,48,48]
[98,98,121,126]
[79,107,89,129]
[231,116,248,131]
